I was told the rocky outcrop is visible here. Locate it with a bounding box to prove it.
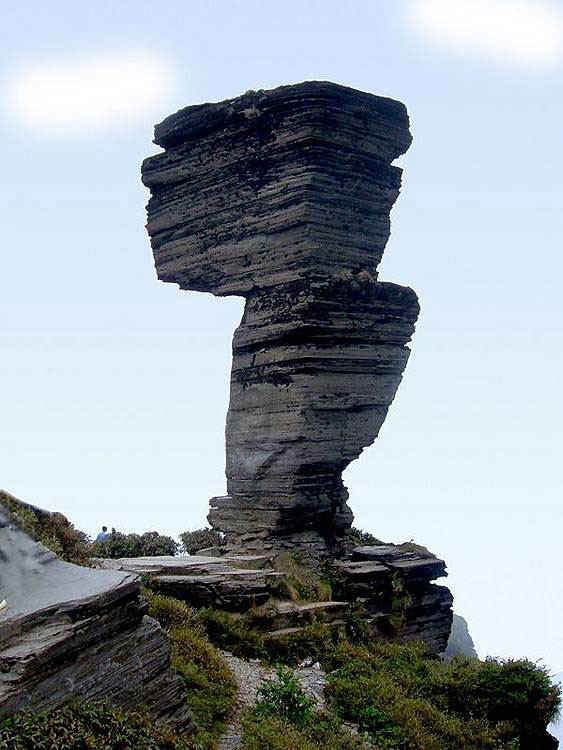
[330,543,453,653]
[0,497,191,729]
[98,554,283,612]
[142,81,419,558]
[443,613,478,661]
[99,542,452,653]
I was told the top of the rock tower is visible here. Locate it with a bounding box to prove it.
[141,80,412,296]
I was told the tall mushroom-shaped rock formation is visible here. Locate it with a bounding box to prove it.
[142,81,419,557]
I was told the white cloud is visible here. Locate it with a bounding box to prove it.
[406,0,563,72]
[3,50,174,135]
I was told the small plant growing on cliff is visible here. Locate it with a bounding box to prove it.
[344,603,370,644]
[273,551,332,602]
[346,526,383,547]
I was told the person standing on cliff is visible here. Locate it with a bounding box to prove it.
[95,526,108,542]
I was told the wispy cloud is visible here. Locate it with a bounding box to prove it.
[405,0,563,72]
[3,49,174,135]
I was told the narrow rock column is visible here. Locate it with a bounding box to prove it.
[142,81,419,557]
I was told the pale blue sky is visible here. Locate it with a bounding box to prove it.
[1,0,562,672]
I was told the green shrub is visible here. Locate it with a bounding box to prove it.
[197,607,266,659]
[241,712,363,750]
[0,701,192,750]
[242,671,363,750]
[273,551,332,602]
[264,622,335,666]
[0,490,91,566]
[180,528,225,555]
[325,640,561,749]
[254,665,316,727]
[170,625,237,748]
[145,592,237,749]
[144,589,203,632]
[344,603,370,644]
[92,528,179,558]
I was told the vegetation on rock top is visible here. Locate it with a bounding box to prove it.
[0,490,91,566]
[91,528,179,558]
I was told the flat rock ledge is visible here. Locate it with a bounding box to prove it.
[0,500,191,729]
[101,540,453,653]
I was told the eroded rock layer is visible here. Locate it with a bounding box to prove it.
[142,81,419,555]
[0,497,191,729]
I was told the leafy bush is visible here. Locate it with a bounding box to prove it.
[92,528,179,558]
[180,527,225,555]
[254,665,316,727]
[242,668,362,750]
[197,607,266,659]
[145,591,237,750]
[0,490,91,565]
[145,589,265,660]
[344,603,370,644]
[240,712,363,750]
[264,622,335,666]
[170,625,237,748]
[144,589,203,632]
[325,640,561,749]
[0,701,192,750]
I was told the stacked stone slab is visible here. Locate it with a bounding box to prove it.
[98,555,284,612]
[100,542,452,654]
[331,545,453,653]
[0,498,191,729]
[142,81,419,557]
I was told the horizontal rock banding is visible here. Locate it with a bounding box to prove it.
[0,497,191,728]
[142,81,419,556]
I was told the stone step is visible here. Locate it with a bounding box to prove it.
[194,549,273,569]
[248,600,348,632]
[151,571,284,612]
[265,621,346,639]
[96,555,237,577]
[351,545,446,580]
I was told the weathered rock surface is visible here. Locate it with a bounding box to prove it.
[443,613,478,661]
[332,544,453,653]
[152,571,284,611]
[100,555,284,612]
[94,542,452,653]
[142,81,419,557]
[0,498,191,728]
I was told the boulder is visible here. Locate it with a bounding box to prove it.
[0,498,191,729]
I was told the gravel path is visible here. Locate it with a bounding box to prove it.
[217,653,327,750]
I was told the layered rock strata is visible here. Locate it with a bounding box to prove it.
[142,81,419,556]
[97,541,452,654]
[331,544,453,653]
[0,498,191,728]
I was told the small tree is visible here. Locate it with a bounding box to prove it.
[180,527,225,555]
